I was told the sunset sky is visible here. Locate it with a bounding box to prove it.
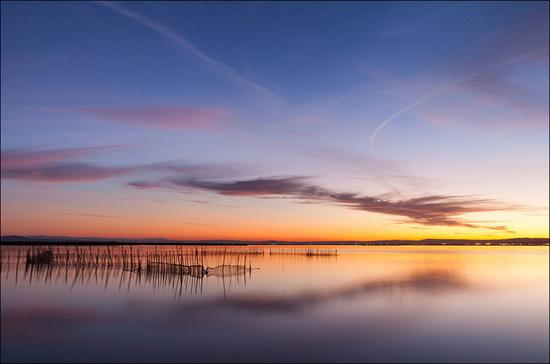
[1,1,548,241]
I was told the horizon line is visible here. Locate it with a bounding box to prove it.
[1,234,548,244]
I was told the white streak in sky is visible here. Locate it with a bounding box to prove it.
[369,47,548,151]
[96,1,284,105]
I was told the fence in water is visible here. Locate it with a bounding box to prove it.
[1,246,258,297]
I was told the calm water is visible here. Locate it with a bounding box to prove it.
[1,245,548,363]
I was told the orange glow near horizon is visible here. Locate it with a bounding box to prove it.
[2,199,548,241]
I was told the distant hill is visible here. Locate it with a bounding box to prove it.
[0,235,171,244]
[0,235,548,246]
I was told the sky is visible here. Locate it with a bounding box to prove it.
[1,1,548,241]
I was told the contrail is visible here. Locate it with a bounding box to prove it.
[369,47,548,151]
[96,1,284,105]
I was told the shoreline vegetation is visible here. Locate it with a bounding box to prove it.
[0,236,548,246]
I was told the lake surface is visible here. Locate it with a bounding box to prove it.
[1,245,548,363]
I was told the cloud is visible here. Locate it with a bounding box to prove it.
[0,145,124,169]
[369,47,548,150]
[1,146,139,182]
[305,146,436,190]
[457,65,549,126]
[465,8,549,69]
[418,88,548,129]
[178,176,308,196]
[1,147,245,183]
[306,147,401,173]
[1,162,135,182]
[148,161,245,179]
[65,106,232,130]
[448,8,549,119]
[50,212,135,219]
[128,175,518,232]
[1,148,520,232]
[181,221,217,227]
[128,176,307,196]
[127,180,163,188]
[369,7,549,149]
[95,1,283,105]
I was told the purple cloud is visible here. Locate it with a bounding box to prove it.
[1,147,246,183]
[369,10,549,146]
[1,147,138,182]
[2,162,135,182]
[1,148,520,232]
[128,175,518,232]
[0,145,124,169]
[421,12,550,129]
[179,176,308,196]
[64,106,232,130]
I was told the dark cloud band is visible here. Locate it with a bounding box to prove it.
[130,175,518,232]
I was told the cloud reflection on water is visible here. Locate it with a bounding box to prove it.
[180,269,469,313]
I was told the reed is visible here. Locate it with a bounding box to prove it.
[25,247,54,265]
[268,247,338,257]
[23,245,254,279]
[18,257,212,296]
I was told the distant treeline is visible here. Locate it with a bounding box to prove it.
[0,236,548,246]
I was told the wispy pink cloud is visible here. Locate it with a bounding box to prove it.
[369,47,548,150]
[1,146,136,182]
[2,163,135,182]
[417,82,549,129]
[368,7,549,149]
[1,147,246,183]
[0,145,124,169]
[60,106,232,130]
[50,211,136,219]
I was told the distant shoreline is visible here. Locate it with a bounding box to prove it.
[1,236,548,246]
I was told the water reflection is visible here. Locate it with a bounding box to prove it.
[1,245,548,363]
[186,269,468,313]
